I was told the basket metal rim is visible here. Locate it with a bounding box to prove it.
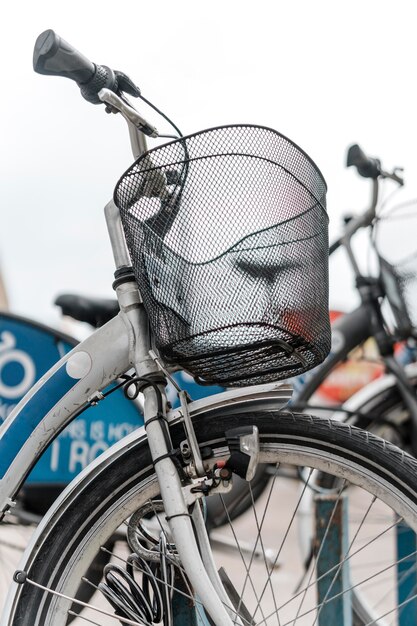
[113,123,328,203]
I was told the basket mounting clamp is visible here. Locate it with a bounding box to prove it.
[148,349,205,477]
[178,390,205,478]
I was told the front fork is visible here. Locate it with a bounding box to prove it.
[110,162,249,623]
[116,280,237,625]
[140,383,238,626]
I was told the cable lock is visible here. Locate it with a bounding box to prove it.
[98,543,175,626]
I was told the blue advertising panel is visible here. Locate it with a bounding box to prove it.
[0,313,223,485]
[0,313,143,484]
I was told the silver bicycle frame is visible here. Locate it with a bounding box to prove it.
[0,100,292,625]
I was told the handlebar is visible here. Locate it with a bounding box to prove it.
[33,30,95,84]
[347,144,381,179]
[347,143,404,186]
[335,143,405,278]
[33,29,159,155]
[33,29,141,107]
[33,30,116,104]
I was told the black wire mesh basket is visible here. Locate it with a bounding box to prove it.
[114,125,330,386]
[376,202,417,339]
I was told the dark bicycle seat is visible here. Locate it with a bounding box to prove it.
[54,293,119,328]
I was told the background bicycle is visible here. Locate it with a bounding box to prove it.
[291,144,417,436]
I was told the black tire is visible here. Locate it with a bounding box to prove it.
[347,372,417,451]
[8,410,417,626]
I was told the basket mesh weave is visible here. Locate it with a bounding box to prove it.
[114,125,330,386]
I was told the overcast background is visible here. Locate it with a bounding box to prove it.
[1,0,416,337]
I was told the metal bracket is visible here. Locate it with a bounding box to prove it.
[0,497,16,520]
[178,390,205,478]
[182,475,233,508]
[87,390,105,406]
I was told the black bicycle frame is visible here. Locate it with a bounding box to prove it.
[293,196,417,450]
[293,303,372,405]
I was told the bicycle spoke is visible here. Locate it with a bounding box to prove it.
[312,494,377,625]
[67,611,103,625]
[247,481,281,626]
[369,558,417,616]
[256,546,417,626]
[218,492,268,625]
[294,471,346,625]
[364,591,417,626]
[262,512,404,624]
[250,467,315,624]
[20,575,144,626]
[236,463,282,625]
[67,610,116,626]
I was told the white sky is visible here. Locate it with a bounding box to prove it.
[1,0,417,334]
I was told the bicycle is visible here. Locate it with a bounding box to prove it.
[288,144,417,445]
[286,147,417,469]
[3,29,417,626]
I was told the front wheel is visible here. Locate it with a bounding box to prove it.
[6,410,417,626]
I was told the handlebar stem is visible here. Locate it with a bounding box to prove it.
[340,178,379,278]
[104,199,132,270]
[98,88,153,159]
[128,121,148,159]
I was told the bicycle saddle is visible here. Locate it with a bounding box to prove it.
[54,293,119,328]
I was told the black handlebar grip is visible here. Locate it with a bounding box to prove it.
[33,29,95,84]
[346,144,381,179]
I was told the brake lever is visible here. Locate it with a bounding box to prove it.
[98,88,159,138]
[381,167,405,187]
